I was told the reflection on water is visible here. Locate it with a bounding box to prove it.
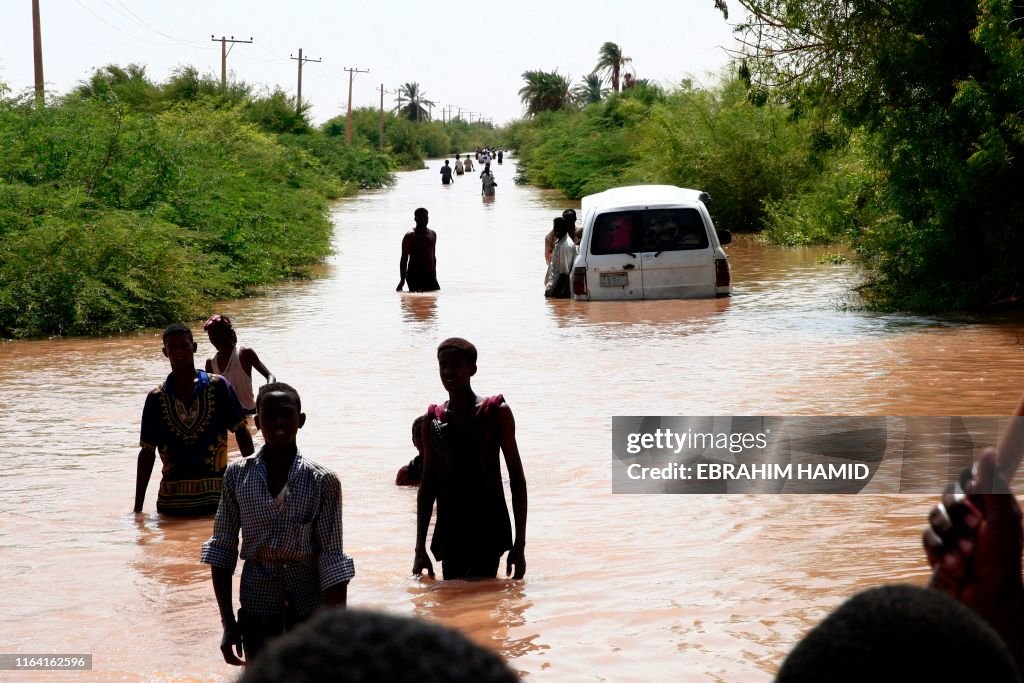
[411,579,547,663]
[4,159,1024,680]
[399,293,439,324]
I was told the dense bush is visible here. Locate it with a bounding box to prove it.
[512,76,824,233]
[335,109,501,169]
[0,64,396,338]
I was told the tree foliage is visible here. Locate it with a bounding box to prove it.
[718,0,1024,310]
[0,64,395,338]
[594,42,632,93]
[519,70,573,115]
[398,82,434,122]
[512,75,820,232]
[573,73,609,105]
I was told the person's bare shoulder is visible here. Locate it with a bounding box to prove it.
[238,346,258,365]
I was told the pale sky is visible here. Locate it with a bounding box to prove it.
[1,0,740,125]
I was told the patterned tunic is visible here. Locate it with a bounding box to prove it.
[140,371,246,516]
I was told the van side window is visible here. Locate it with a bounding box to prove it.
[591,211,639,255]
[640,209,708,252]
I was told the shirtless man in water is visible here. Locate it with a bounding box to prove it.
[397,208,440,292]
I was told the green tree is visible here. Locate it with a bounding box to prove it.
[594,42,632,93]
[718,0,1024,310]
[71,64,161,112]
[518,70,572,116]
[398,82,434,121]
[573,73,608,105]
[244,87,312,134]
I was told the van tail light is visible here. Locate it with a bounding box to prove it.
[572,266,588,296]
[715,258,731,288]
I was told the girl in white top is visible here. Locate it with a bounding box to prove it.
[203,314,276,413]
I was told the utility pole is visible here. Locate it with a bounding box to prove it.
[31,0,43,106]
[210,35,253,89]
[376,84,394,150]
[343,66,370,144]
[290,49,321,114]
[395,91,404,115]
[427,102,433,121]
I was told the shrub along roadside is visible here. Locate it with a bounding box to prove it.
[0,66,396,339]
[509,78,828,236]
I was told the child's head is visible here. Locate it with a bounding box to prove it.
[255,382,305,448]
[238,608,518,683]
[412,415,426,452]
[553,217,569,239]
[436,338,477,392]
[775,584,1018,682]
[203,314,237,352]
[162,323,196,370]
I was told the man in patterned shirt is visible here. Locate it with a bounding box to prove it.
[201,382,355,665]
[134,323,254,516]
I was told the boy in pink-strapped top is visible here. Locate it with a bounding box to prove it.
[412,338,528,581]
[204,314,276,414]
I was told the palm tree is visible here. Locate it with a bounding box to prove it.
[397,82,434,122]
[572,73,608,105]
[518,70,572,116]
[594,42,632,93]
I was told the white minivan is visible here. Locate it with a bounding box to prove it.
[571,185,732,300]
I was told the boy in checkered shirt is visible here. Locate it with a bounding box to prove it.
[201,383,354,665]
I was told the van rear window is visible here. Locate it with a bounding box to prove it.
[590,208,708,255]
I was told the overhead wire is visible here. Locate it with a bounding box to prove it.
[102,0,214,48]
[74,0,216,50]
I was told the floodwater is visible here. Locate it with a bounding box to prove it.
[4,159,1024,682]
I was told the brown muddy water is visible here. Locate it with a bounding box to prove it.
[4,159,1024,681]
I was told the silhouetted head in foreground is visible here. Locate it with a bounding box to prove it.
[775,584,1019,683]
[239,609,517,683]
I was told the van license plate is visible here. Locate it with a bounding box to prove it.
[600,272,628,287]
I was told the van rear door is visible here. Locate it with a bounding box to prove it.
[583,210,643,299]
[636,207,716,299]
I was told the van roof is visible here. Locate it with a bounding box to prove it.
[582,185,707,213]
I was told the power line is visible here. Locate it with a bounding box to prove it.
[99,0,212,47]
[73,0,214,49]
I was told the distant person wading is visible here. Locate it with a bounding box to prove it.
[397,208,440,293]
[440,160,454,185]
[480,164,497,197]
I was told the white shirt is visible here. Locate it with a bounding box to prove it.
[545,235,578,291]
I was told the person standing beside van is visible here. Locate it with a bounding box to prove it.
[545,209,579,264]
[545,217,577,298]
